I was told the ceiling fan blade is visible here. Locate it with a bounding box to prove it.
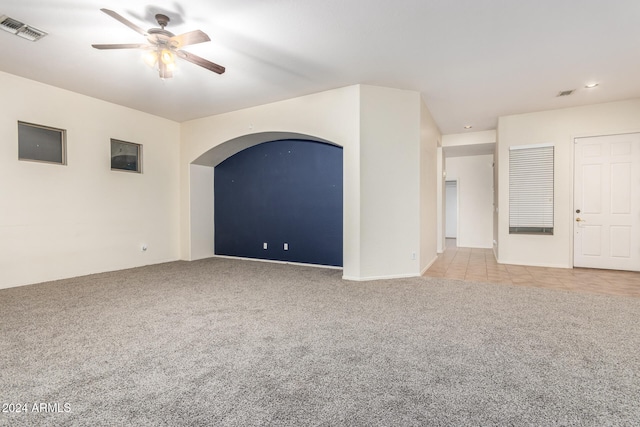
[170,30,211,48]
[100,8,147,36]
[176,50,225,74]
[92,43,147,50]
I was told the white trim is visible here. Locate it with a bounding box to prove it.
[572,128,640,142]
[211,254,343,270]
[509,142,554,151]
[495,258,572,269]
[342,272,421,282]
[572,132,640,271]
[572,130,640,267]
[421,255,438,275]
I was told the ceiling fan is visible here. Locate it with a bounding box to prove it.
[92,8,225,79]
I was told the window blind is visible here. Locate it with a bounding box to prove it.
[509,145,554,234]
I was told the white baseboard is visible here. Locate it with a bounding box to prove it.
[496,258,572,269]
[421,254,438,275]
[342,272,421,282]
[211,254,343,270]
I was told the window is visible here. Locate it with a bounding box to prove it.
[18,121,66,165]
[509,144,554,235]
[111,139,142,173]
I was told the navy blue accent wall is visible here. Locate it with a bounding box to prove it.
[214,139,343,267]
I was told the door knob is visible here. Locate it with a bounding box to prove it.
[576,217,586,222]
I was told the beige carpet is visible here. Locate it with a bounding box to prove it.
[1,257,639,426]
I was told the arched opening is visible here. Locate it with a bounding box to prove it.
[189,132,343,267]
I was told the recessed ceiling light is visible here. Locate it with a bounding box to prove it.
[463,125,472,129]
[585,83,599,88]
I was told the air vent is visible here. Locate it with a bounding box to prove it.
[16,25,47,41]
[0,15,47,41]
[557,89,575,97]
[0,15,22,32]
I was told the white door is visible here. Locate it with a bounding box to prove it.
[445,180,458,238]
[574,133,640,271]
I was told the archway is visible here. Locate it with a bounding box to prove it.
[189,131,343,267]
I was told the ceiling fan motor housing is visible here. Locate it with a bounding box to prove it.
[155,14,170,29]
[148,13,174,45]
[147,28,175,46]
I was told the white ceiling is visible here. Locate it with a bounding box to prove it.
[2,0,640,134]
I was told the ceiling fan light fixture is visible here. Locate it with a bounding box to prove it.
[92,9,226,79]
[143,50,158,67]
[160,49,176,65]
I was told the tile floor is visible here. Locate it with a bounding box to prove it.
[424,239,640,298]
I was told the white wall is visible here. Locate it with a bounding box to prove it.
[189,164,215,260]
[445,181,458,238]
[359,86,422,279]
[493,146,499,256]
[438,130,496,250]
[445,155,494,248]
[0,72,180,289]
[420,99,441,271]
[181,84,440,281]
[436,146,445,253]
[1,74,443,286]
[442,130,496,147]
[497,98,640,268]
[181,85,363,277]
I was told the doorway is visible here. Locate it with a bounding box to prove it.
[574,133,640,271]
[445,180,458,242]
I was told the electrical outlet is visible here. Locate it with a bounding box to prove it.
[284,243,289,250]
[263,242,268,250]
